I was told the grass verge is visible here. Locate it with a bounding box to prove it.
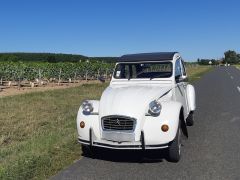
[234,65,240,69]
[186,65,213,83]
[0,66,212,179]
[0,83,108,179]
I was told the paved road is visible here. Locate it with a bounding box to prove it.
[52,67,240,180]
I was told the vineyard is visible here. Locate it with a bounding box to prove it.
[0,61,200,92]
[0,61,115,89]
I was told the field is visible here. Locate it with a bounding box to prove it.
[0,61,114,89]
[0,65,212,179]
[0,62,200,97]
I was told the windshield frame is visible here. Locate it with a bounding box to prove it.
[113,61,173,80]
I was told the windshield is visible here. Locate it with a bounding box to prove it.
[113,62,172,79]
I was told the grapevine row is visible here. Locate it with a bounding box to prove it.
[0,61,115,83]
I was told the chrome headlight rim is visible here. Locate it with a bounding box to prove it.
[82,100,94,113]
[148,100,162,116]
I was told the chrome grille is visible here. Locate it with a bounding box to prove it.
[102,115,136,131]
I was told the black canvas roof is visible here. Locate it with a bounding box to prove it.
[118,52,178,62]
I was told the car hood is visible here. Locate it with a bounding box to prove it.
[99,84,172,119]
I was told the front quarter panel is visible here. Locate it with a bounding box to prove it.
[76,100,101,141]
[143,101,182,145]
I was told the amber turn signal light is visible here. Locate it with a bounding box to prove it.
[161,124,169,132]
[80,121,85,128]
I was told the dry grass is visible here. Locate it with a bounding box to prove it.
[186,65,213,82]
[0,66,212,179]
[0,80,100,97]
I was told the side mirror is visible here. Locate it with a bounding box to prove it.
[98,76,105,83]
[175,75,188,83]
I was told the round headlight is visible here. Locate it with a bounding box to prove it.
[149,100,161,116]
[82,100,93,113]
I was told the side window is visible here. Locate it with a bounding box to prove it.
[131,65,137,78]
[175,59,182,77]
[123,65,130,79]
[180,59,186,76]
[114,64,130,79]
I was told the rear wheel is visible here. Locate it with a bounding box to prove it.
[168,124,182,162]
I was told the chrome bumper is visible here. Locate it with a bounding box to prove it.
[78,128,169,150]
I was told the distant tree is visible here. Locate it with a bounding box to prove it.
[47,56,57,63]
[7,55,19,61]
[197,58,219,65]
[238,54,240,63]
[0,54,19,61]
[224,50,239,64]
[0,52,117,63]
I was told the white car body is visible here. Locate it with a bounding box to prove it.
[76,52,196,161]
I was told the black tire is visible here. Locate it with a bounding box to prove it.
[81,145,95,158]
[168,125,182,162]
[186,112,194,126]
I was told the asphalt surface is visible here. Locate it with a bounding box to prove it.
[52,66,240,180]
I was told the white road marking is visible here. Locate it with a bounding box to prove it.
[238,86,240,93]
[230,117,240,123]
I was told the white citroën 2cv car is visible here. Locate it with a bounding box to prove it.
[77,52,196,162]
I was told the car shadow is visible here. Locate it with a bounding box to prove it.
[83,148,169,163]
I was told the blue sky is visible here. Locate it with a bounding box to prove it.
[0,0,239,61]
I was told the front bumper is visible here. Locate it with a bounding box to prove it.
[78,128,169,150]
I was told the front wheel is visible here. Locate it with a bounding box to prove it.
[81,145,95,158]
[168,125,182,162]
[186,112,194,126]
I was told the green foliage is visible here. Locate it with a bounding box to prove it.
[0,53,117,63]
[196,50,240,65]
[197,58,219,65]
[0,61,115,81]
[223,50,240,64]
[47,55,57,63]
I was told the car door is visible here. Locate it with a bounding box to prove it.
[174,58,189,119]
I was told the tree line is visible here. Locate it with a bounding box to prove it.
[223,50,240,64]
[0,53,117,63]
[1,51,240,65]
[197,50,240,65]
